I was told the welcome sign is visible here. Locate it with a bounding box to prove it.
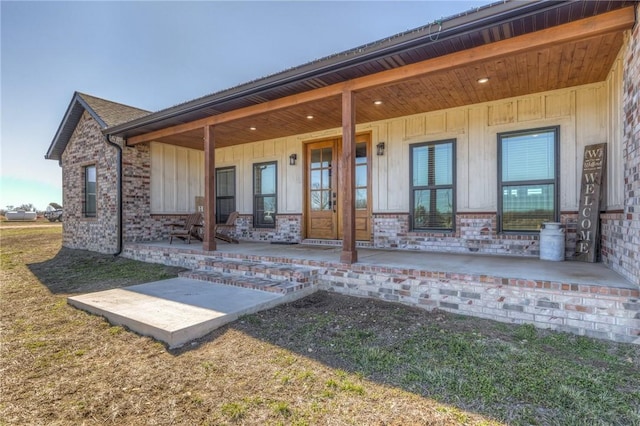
[575,143,606,262]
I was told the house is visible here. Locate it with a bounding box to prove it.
[46,1,640,342]
[46,93,149,251]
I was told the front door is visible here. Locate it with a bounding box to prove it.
[306,139,337,239]
[305,135,371,241]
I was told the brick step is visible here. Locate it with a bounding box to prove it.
[179,270,312,294]
[301,239,372,248]
[198,258,317,284]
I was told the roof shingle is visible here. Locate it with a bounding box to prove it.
[45,92,150,161]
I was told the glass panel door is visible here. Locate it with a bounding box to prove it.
[306,140,337,239]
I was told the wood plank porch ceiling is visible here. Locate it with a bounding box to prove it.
[132,8,633,151]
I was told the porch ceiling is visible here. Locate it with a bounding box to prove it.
[135,4,633,151]
[155,28,626,151]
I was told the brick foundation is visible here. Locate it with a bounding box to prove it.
[122,242,640,344]
[320,266,640,344]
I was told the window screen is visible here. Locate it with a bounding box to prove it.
[84,165,96,218]
[498,127,559,232]
[410,140,455,231]
[253,162,277,228]
[216,167,235,224]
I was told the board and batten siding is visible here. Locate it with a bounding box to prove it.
[150,136,303,215]
[372,81,623,213]
[150,143,204,214]
[150,73,624,215]
[215,137,303,215]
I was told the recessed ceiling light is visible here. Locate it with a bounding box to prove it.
[249,126,257,131]
[477,77,490,84]
[373,100,383,105]
[306,115,314,120]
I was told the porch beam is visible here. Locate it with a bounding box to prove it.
[340,89,357,264]
[126,6,634,145]
[203,125,216,251]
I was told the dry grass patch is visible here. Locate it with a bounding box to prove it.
[1,224,638,425]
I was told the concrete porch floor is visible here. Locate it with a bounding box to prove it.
[147,240,635,289]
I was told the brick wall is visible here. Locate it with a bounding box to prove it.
[231,214,302,242]
[603,6,640,287]
[61,112,118,253]
[62,123,181,249]
[122,141,152,241]
[119,141,183,243]
[372,213,579,259]
[116,139,304,244]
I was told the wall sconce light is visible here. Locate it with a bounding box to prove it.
[289,153,297,166]
[376,142,385,156]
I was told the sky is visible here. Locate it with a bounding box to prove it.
[1,0,490,211]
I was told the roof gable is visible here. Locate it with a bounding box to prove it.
[45,92,149,161]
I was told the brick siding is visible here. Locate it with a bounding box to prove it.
[602,6,640,286]
[61,112,118,253]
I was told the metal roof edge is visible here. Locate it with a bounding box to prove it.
[45,92,107,161]
[45,92,83,161]
[106,0,556,137]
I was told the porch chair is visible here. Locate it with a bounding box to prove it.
[168,212,203,244]
[215,211,240,244]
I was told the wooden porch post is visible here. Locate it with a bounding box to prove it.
[340,89,357,264]
[203,125,217,251]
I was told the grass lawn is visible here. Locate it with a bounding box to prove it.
[1,223,639,425]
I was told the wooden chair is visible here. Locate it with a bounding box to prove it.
[216,211,240,244]
[169,212,203,244]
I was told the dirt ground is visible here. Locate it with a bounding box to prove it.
[2,224,639,425]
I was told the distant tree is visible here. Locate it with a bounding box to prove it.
[6,205,15,211]
[17,203,35,211]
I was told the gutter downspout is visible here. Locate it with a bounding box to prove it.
[105,134,123,256]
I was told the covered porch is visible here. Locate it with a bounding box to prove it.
[108,5,637,265]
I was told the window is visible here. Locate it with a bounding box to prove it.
[84,165,96,217]
[253,162,277,228]
[498,127,559,232]
[410,140,455,231]
[216,167,236,224]
[355,143,368,210]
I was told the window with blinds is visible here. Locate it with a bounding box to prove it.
[216,167,235,224]
[410,140,455,231]
[84,165,96,218]
[253,161,277,228]
[498,127,559,232]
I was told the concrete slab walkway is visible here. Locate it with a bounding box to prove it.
[68,277,312,348]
